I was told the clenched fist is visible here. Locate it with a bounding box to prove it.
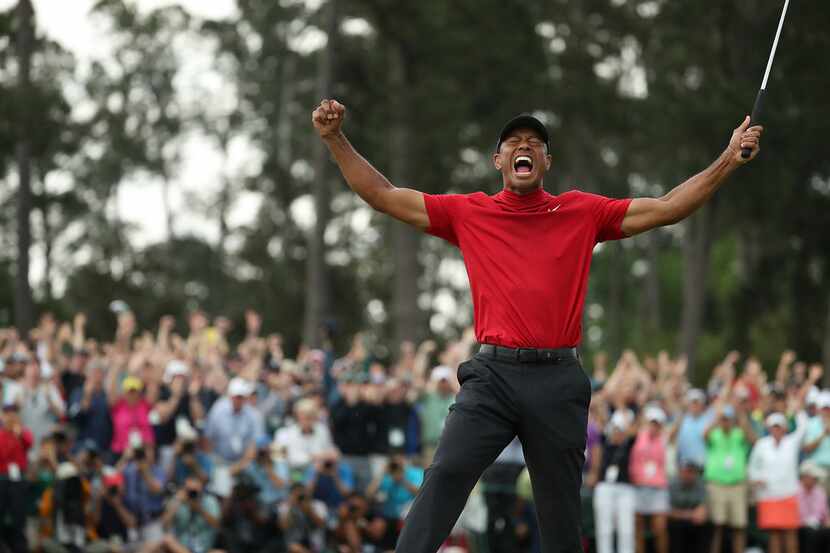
[312,99,345,138]
[727,116,763,165]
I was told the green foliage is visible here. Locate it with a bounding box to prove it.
[0,0,829,369]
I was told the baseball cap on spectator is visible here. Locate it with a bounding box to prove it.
[56,462,79,480]
[9,352,30,363]
[765,412,788,428]
[79,438,100,455]
[164,360,189,383]
[228,377,254,397]
[430,366,454,383]
[122,376,143,392]
[818,390,830,410]
[734,385,750,400]
[2,400,19,412]
[686,388,706,403]
[721,405,736,419]
[799,461,827,481]
[607,409,633,433]
[103,471,124,489]
[806,386,821,406]
[645,406,667,424]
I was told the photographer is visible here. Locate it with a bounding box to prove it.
[218,473,284,553]
[38,462,93,553]
[305,450,354,513]
[143,477,220,553]
[235,436,289,511]
[90,472,137,551]
[366,453,423,546]
[166,436,212,489]
[334,492,388,553]
[278,483,327,553]
[117,442,166,541]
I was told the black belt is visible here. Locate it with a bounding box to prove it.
[479,344,579,364]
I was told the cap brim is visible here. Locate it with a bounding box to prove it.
[496,114,550,152]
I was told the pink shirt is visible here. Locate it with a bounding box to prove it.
[798,483,829,526]
[629,430,668,488]
[110,398,154,453]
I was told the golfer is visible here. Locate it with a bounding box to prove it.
[312,100,762,553]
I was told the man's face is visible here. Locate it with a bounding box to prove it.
[231,395,246,412]
[688,399,704,416]
[493,128,551,192]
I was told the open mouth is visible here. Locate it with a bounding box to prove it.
[513,155,533,175]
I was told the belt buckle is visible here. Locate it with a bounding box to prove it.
[517,348,536,363]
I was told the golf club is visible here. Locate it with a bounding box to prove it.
[742,0,791,159]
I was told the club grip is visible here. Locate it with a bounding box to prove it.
[741,89,765,159]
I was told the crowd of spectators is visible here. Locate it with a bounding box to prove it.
[1,309,830,553]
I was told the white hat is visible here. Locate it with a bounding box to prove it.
[686,388,706,403]
[806,386,821,406]
[176,417,198,441]
[608,409,634,432]
[800,461,827,481]
[430,366,454,383]
[645,406,667,424]
[56,462,79,480]
[818,390,830,410]
[228,377,254,397]
[765,412,788,428]
[164,360,189,383]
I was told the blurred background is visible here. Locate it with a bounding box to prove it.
[2,3,830,553]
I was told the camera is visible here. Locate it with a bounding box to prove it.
[181,441,195,455]
[107,486,120,497]
[187,489,199,500]
[133,448,145,461]
[297,493,307,502]
[322,460,334,471]
[388,461,401,472]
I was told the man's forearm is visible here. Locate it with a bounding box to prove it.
[661,151,735,224]
[322,132,395,210]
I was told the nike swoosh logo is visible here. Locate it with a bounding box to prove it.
[548,204,561,213]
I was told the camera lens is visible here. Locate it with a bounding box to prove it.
[133,448,145,460]
[187,489,199,500]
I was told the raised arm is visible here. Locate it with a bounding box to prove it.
[621,117,763,236]
[312,99,429,230]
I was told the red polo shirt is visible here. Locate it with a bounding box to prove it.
[424,187,631,348]
[0,426,32,475]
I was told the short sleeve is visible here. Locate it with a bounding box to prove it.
[422,194,469,247]
[575,191,632,242]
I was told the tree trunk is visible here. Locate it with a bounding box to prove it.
[41,203,53,302]
[388,44,421,348]
[14,0,35,333]
[679,204,713,383]
[161,174,175,241]
[302,0,336,347]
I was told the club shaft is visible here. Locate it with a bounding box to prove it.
[761,0,791,90]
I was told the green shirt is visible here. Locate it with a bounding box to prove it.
[704,427,749,485]
[419,392,455,446]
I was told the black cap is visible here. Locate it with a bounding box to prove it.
[495,114,550,153]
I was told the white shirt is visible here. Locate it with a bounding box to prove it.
[274,422,333,468]
[748,411,808,500]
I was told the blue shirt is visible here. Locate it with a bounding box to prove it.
[169,452,214,488]
[378,466,424,519]
[205,398,263,462]
[677,410,715,465]
[244,460,291,507]
[123,461,166,524]
[306,463,355,510]
[805,416,830,467]
[68,388,112,453]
